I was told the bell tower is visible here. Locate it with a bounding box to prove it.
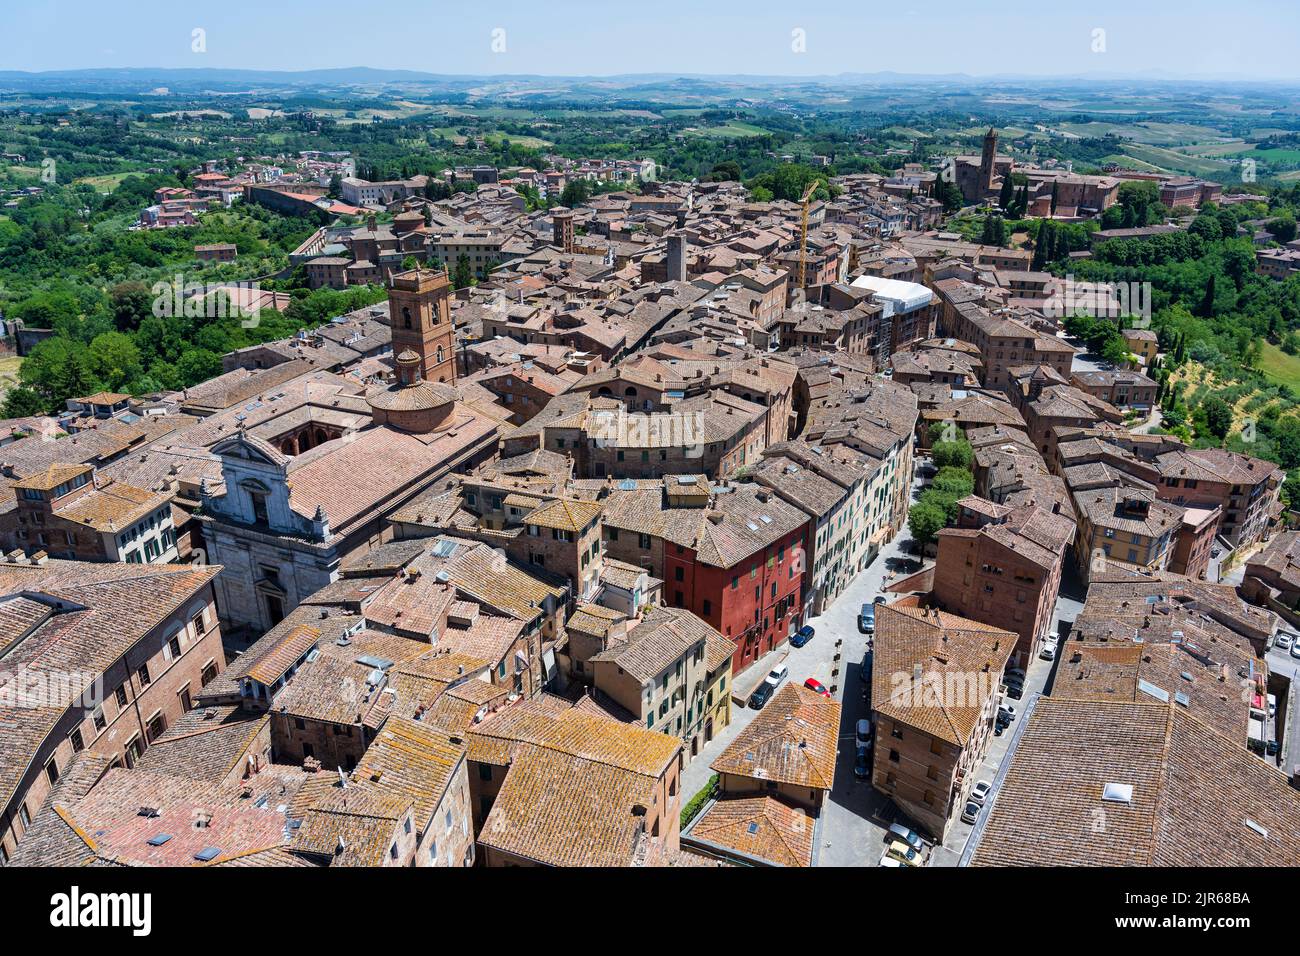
[388,268,456,384]
[980,127,999,195]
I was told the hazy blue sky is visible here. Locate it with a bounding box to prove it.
[6,0,1299,80]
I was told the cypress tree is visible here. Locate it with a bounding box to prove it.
[1198,274,1217,318]
[1032,221,1051,270]
[998,176,1015,213]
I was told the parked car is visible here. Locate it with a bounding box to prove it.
[748,682,775,710]
[803,677,831,698]
[1277,634,1293,651]
[768,663,789,686]
[790,624,815,648]
[886,823,925,852]
[860,650,874,683]
[1005,667,1026,682]
[1268,693,1278,719]
[856,718,874,746]
[859,604,876,634]
[1039,639,1058,661]
[1004,682,1024,700]
[883,840,921,867]
[873,595,887,605]
[1290,640,1300,661]
[879,855,907,868]
[1211,547,1222,558]
[970,780,992,806]
[960,800,981,825]
[854,745,871,780]
[998,703,1017,722]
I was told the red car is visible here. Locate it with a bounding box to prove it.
[803,677,831,698]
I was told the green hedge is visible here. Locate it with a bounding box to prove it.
[681,774,719,828]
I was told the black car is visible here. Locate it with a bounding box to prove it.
[748,681,776,709]
[860,649,874,683]
[873,595,887,605]
[1004,683,1024,700]
[853,745,871,780]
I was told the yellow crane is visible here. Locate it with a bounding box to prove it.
[798,180,820,292]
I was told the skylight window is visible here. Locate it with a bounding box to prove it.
[1101,783,1133,804]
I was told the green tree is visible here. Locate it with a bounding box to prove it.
[932,466,975,499]
[87,331,142,391]
[1267,215,1297,244]
[980,215,1007,247]
[1197,274,1217,318]
[931,438,973,470]
[934,177,964,213]
[1032,220,1054,271]
[452,254,474,290]
[908,500,947,546]
[2,386,47,418]
[1203,396,1233,439]
[1101,335,1131,366]
[174,348,223,387]
[559,178,593,207]
[108,281,154,333]
[997,176,1015,213]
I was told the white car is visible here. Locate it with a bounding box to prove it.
[1039,640,1058,661]
[1291,641,1300,661]
[856,718,874,746]
[1277,634,1293,652]
[970,780,993,806]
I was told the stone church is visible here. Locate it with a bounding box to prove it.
[201,268,499,633]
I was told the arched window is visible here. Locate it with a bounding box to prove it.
[624,386,637,398]
[402,306,412,329]
[437,346,445,363]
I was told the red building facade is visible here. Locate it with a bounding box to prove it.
[662,522,807,675]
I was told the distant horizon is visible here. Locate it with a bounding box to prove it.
[3,64,1299,86]
[6,0,1299,82]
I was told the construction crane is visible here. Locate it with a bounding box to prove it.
[798,180,820,292]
